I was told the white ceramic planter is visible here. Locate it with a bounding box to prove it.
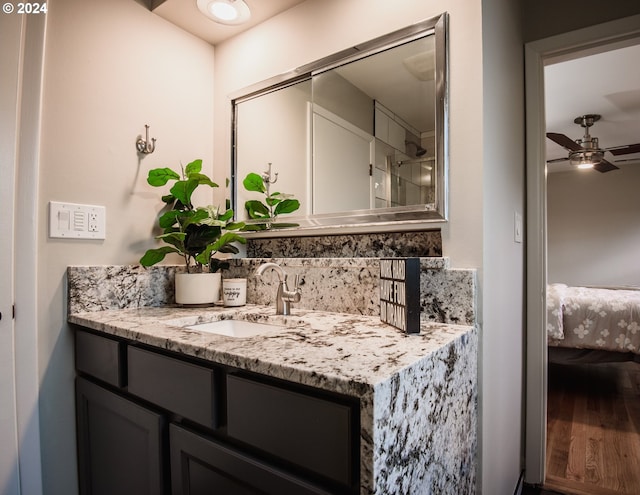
[175,272,221,305]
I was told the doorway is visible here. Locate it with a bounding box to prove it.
[525,14,640,490]
[543,42,640,494]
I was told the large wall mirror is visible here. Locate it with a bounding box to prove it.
[231,13,448,233]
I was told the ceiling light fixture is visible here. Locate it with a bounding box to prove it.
[196,0,251,25]
[569,149,603,169]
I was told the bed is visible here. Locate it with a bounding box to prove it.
[547,283,640,363]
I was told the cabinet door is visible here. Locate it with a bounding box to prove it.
[76,377,167,495]
[170,424,331,495]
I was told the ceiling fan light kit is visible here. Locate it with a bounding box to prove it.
[547,113,640,173]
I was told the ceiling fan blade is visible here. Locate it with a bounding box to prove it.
[546,157,568,163]
[606,143,640,156]
[546,132,582,151]
[593,159,619,173]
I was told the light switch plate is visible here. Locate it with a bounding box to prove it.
[49,201,106,239]
[514,211,523,243]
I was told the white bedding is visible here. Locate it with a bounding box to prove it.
[547,283,640,355]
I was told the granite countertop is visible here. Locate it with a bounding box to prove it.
[68,304,473,398]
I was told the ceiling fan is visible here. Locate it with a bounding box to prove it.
[546,114,640,173]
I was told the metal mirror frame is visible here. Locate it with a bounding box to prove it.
[230,12,449,234]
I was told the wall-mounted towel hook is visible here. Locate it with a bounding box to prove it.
[261,162,278,201]
[261,162,278,185]
[136,124,156,154]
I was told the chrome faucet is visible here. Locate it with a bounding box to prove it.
[255,262,302,315]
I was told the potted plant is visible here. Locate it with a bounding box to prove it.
[140,159,245,305]
[242,163,300,231]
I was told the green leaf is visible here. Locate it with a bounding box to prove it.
[243,173,266,193]
[181,208,210,229]
[245,200,269,219]
[274,199,300,215]
[218,231,246,246]
[187,173,218,188]
[184,159,202,176]
[208,259,230,273]
[158,209,182,229]
[156,232,186,251]
[147,168,180,187]
[265,196,281,207]
[271,222,300,229]
[184,224,221,256]
[139,246,179,266]
[240,223,267,231]
[170,179,198,207]
[225,221,245,231]
[217,209,233,222]
[161,194,175,204]
[194,232,245,265]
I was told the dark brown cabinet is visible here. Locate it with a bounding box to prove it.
[75,377,167,495]
[227,374,355,487]
[170,423,332,495]
[74,327,359,495]
[128,346,219,429]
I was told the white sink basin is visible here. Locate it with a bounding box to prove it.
[185,319,284,338]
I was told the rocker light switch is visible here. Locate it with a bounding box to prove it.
[57,210,70,230]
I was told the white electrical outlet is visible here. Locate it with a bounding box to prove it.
[49,201,106,239]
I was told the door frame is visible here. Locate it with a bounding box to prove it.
[0,11,23,494]
[524,14,640,484]
[0,12,46,494]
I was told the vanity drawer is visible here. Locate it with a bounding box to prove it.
[226,374,355,487]
[75,329,124,388]
[128,346,218,429]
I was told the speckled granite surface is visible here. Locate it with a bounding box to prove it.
[68,305,477,494]
[67,265,180,313]
[67,254,477,494]
[68,258,475,325]
[246,231,442,258]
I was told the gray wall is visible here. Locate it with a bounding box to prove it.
[548,166,640,287]
[523,0,640,42]
[480,0,525,492]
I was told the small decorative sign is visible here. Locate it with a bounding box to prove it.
[379,258,420,334]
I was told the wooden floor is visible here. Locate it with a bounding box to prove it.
[544,361,640,495]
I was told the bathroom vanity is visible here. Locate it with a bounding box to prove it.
[70,304,476,495]
[68,258,477,494]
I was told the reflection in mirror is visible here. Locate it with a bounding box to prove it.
[232,13,448,232]
[235,80,312,216]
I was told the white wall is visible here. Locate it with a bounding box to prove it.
[37,0,215,492]
[548,166,640,287]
